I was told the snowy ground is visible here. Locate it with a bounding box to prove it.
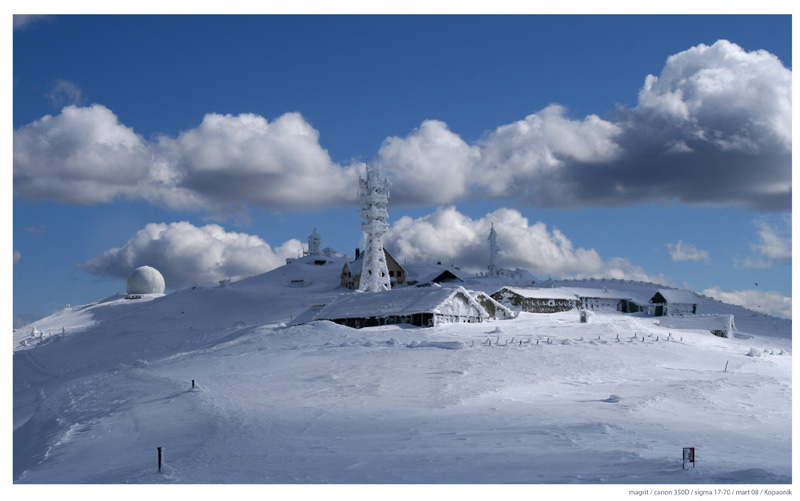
[12,259,792,491]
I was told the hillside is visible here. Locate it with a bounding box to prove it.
[12,257,792,485]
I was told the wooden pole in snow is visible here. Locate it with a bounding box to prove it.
[157,447,163,472]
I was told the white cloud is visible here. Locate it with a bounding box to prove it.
[376,41,789,211]
[14,107,360,216]
[14,105,153,205]
[636,40,791,151]
[13,40,790,214]
[14,251,22,265]
[701,286,791,319]
[752,217,791,262]
[737,216,792,269]
[378,120,478,205]
[470,105,623,201]
[667,240,710,262]
[155,112,361,212]
[79,221,303,288]
[383,206,666,283]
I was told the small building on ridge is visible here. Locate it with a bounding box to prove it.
[491,287,578,313]
[650,289,698,316]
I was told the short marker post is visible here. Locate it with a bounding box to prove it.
[682,447,695,470]
[157,447,163,472]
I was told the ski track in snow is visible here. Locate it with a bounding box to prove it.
[12,266,792,484]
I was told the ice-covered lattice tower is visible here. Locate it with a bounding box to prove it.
[358,163,392,292]
[488,222,500,276]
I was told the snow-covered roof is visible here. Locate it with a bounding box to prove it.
[559,287,632,300]
[415,268,468,286]
[470,290,515,318]
[402,263,458,281]
[495,287,579,301]
[652,289,698,304]
[315,285,485,320]
[346,248,403,269]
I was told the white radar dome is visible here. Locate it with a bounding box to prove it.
[126,266,166,294]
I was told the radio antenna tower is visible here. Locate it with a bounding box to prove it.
[488,222,500,276]
[358,162,392,292]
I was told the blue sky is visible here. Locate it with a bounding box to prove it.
[11,14,792,323]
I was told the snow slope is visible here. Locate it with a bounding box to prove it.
[12,258,792,486]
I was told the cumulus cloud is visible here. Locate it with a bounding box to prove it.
[14,40,790,214]
[155,112,361,212]
[382,206,667,283]
[14,106,360,216]
[377,105,624,205]
[701,286,791,319]
[14,104,153,205]
[607,40,791,211]
[636,41,790,150]
[667,240,710,263]
[378,120,478,205]
[79,221,303,288]
[376,41,789,210]
[471,105,624,202]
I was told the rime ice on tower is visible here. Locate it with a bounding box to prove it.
[358,163,392,292]
[488,222,500,276]
[307,228,321,256]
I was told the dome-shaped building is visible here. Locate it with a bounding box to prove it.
[126,266,166,295]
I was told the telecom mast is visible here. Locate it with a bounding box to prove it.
[488,222,499,276]
[358,163,392,292]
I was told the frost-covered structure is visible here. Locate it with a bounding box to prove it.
[492,285,654,314]
[560,287,642,312]
[340,249,406,290]
[306,228,322,256]
[491,287,579,313]
[358,164,392,292]
[471,291,515,320]
[126,266,165,295]
[658,314,735,338]
[650,289,698,316]
[315,285,486,328]
[414,269,467,287]
[488,223,499,276]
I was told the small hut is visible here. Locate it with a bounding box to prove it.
[650,289,698,316]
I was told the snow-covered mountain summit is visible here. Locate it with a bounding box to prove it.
[13,258,791,485]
